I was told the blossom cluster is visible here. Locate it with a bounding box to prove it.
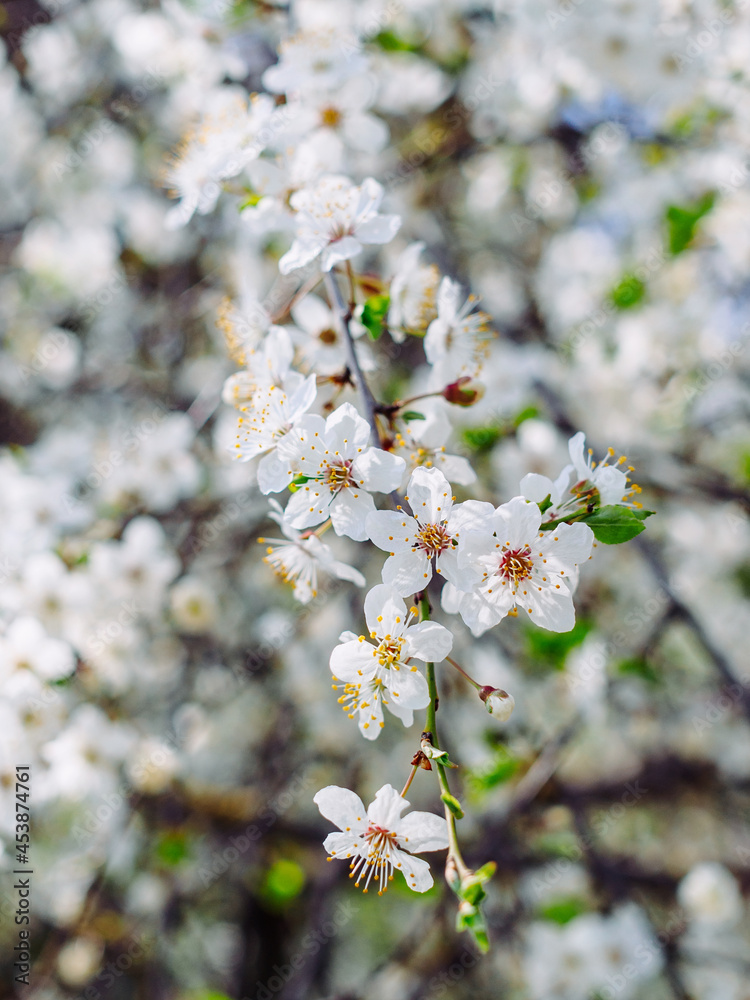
[2,0,749,995]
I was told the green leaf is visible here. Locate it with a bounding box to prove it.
[155,831,189,867]
[455,903,491,952]
[610,273,645,310]
[582,504,651,544]
[512,405,540,426]
[461,425,501,453]
[400,410,426,422]
[524,618,592,671]
[467,749,520,793]
[538,896,588,925]
[260,859,306,908]
[361,294,390,340]
[617,656,660,685]
[440,792,464,819]
[239,190,262,210]
[373,29,420,53]
[665,192,715,255]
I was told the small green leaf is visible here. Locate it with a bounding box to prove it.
[239,190,262,210]
[461,425,501,453]
[361,294,390,340]
[617,656,660,685]
[400,411,426,422]
[524,618,592,671]
[440,792,464,819]
[455,902,491,952]
[373,29,420,53]
[539,896,588,925]
[583,505,650,544]
[260,859,306,909]
[610,273,645,310]
[155,831,189,867]
[513,405,540,426]
[665,192,715,255]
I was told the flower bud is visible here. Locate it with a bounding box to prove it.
[442,377,484,406]
[478,686,515,721]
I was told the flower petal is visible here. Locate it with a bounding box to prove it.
[355,448,406,493]
[314,785,367,832]
[406,466,452,523]
[381,550,431,596]
[330,488,376,541]
[364,584,407,637]
[404,620,453,662]
[366,783,408,829]
[392,848,435,893]
[366,509,416,553]
[330,638,377,681]
[397,810,449,853]
[356,213,402,244]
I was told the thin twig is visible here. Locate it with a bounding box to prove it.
[323,270,381,446]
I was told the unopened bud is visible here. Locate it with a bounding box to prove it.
[478,686,515,721]
[442,377,484,406]
[445,854,461,893]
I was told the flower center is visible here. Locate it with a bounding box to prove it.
[324,459,355,491]
[376,637,405,666]
[414,522,451,556]
[318,327,338,345]
[498,545,533,585]
[320,106,342,128]
[349,825,398,894]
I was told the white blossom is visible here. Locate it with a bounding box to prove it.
[444,496,593,635]
[329,584,452,739]
[314,782,448,893]
[279,175,401,275]
[264,403,405,541]
[366,466,489,596]
[258,499,365,604]
[425,277,493,385]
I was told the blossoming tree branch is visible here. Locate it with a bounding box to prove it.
[167,22,652,953]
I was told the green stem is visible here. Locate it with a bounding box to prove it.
[420,595,470,880]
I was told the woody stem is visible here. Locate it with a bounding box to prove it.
[323,270,381,447]
[420,595,470,879]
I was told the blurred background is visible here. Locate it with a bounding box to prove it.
[2,1,750,998]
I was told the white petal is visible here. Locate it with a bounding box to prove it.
[279,236,326,275]
[323,830,362,858]
[366,509,416,553]
[366,783,408,829]
[320,236,363,271]
[330,488,375,541]
[330,639,377,681]
[520,472,557,503]
[364,584,407,637]
[387,661,430,710]
[392,849,435,893]
[404,620,453,662]
[257,450,292,494]
[494,495,541,548]
[355,448,406,493]
[406,466,452,523]
[284,485,329,529]
[355,214,402,245]
[396,811,449,853]
[314,785,367,832]
[382,550,431,596]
